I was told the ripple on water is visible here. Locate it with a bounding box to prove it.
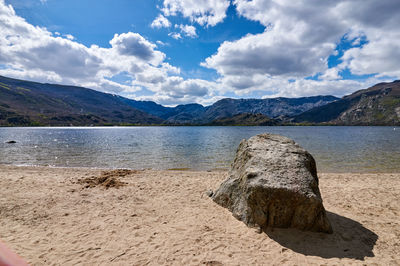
[0,126,399,173]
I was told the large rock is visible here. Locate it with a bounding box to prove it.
[212,134,332,233]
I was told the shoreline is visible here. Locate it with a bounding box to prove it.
[1,164,399,174]
[0,165,399,265]
[1,125,399,127]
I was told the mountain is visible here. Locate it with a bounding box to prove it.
[118,98,173,118]
[0,76,163,126]
[292,80,400,125]
[161,104,206,124]
[200,96,338,123]
[208,113,278,126]
[126,96,339,124]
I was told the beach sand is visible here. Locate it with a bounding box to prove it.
[0,165,399,265]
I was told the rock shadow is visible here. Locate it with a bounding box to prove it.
[264,211,378,260]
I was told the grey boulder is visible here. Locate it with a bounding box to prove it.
[212,133,332,233]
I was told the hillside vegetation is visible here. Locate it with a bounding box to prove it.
[293,80,400,126]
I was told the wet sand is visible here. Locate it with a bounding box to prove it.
[0,165,399,265]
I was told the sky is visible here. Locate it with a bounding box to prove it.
[1,0,400,106]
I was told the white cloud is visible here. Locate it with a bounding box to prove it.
[161,0,230,27]
[203,31,335,78]
[201,0,400,97]
[260,78,378,99]
[319,68,340,81]
[64,34,74,40]
[168,32,182,39]
[218,74,385,99]
[204,0,344,80]
[109,32,165,64]
[151,14,171,28]
[336,0,400,78]
[177,24,197,38]
[341,39,400,78]
[161,62,181,75]
[136,77,218,106]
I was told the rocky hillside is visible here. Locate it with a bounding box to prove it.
[201,96,338,123]
[292,80,400,125]
[207,96,339,119]
[208,113,278,126]
[127,96,339,124]
[0,76,163,126]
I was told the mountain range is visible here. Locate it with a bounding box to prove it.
[1,75,399,126]
[292,80,400,125]
[124,95,339,124]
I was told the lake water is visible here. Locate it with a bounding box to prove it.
[0,126,399,173]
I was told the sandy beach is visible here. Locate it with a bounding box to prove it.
[0,165,399,265]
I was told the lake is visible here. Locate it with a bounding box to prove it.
[0,126,399,172]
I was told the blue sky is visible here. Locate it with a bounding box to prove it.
[1,0,400,106]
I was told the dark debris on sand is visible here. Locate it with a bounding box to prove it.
[78,169,139,189]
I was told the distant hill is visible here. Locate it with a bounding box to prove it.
[208,113,278,126]
[118,98,173,119]
[127,96,339,124]
[0,76,163,126]
[292,80,400,125]
[200,96,338,123]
